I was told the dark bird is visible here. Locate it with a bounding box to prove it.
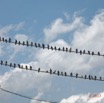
[76,49,78,53]
[18,64,21,68]
[54,46,57,50]
[79,50,82,55]
[63,47,65,51]
[13,63,16,68]
[83,50,86,54]
[100,77,102,80]
[50,69,52,74]
[53,70,56,74]
[61,72,63,76]
[64,72,67,76]
[38,43,41,47]
[5,61,8,66]
[26,41,29,46]
[35,43,37,48]
[38,68,40,72]
[92,51,94,55]
[25,65,28,70]
[76,73,78,78]
[15,40,17,45]
[22,41,25,45]
[57,71,60,76]
[98,52,100,56]
[2,38,4,42]
[10,63,12,67]
[0,60,3,65]
[66,48,68,52]
[89,75,91,80]
[88,51,90,55]
[51,46,53,50]
[5,39,7,43]
[69,48,72,53]
[18,41,21,45]
[47,45,50,50]
[31,42,33,47]
[70,72,73,76]
[58,48,61,51]
[42,44,45,49]
[94,76,97,80]
[8,38,11,43]
[85,75,87,79]
[30,66,32,70]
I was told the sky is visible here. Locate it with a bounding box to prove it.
[0,0,104,103]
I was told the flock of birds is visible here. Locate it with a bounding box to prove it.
[0,37,103,57]
[0,60,104,81]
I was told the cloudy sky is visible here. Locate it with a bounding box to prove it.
[0,0,104,103]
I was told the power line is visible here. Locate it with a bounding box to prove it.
[0,37,103,58]
[0,86,57,103]
[0,60,104,82]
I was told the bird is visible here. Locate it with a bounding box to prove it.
[2,38,4,42]
[22,41,25,45]
[58,48,61,51]
[54,46,57,50]
[18,41,21,45]
[10,63,12,67]
[30,66,32,70]
[76,73,78,78]
[64,72,67,76]
[94,76,97,80]
[42,44,45,49]
[76,49,78,53]
[0,60,3,65]
[100,77,102,80]
[26,41,29,46]
[50,69,52,74]
[5,39,7,43]
[88,51,90,55]
[79,50,82,55]
[25,65,28,70]
[98,52,100,56]
[5,61,8,66]
[8,38,11,43]
[13,63,16,68]
[15,40,17,45]
[85,75,87,79]
[63,47,65,51]
[47,45,50,50]
[70,73,73,76]
[61,72,63,76]
[69,48,72,53]
[92,52,94,55]
[38,68,40,72]
[31,42,33,47]
[66,48,68,52]
[35,43,37,48]
[51,46,53,50]
[53,70,56,74]
[57,71,60,76]
[83,50,86,54]
[18,64,21,68]
[38,43,41,47]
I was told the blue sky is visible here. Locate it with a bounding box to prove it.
[0,0,104,103]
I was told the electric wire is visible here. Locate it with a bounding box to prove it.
[0,60,104,82]
[0,86,57,103]
[0,37,103,58]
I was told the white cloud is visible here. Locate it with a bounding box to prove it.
[0,22,24,36]
[0,62,51,100]
[44,16,84,43]
[60,92,104,103]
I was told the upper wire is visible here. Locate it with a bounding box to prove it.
[0,37,103,58]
